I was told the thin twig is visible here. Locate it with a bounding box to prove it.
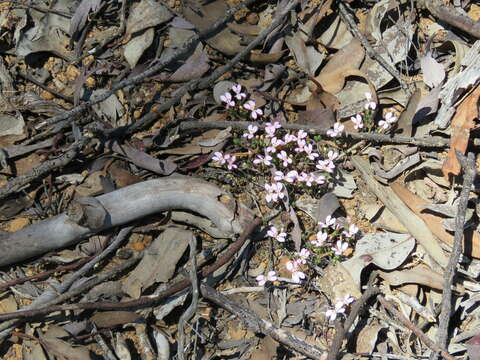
[0,137,88,201]
[436,152,476,352]
[116,0,300,138]
[180,119,451,147]
[338,2,413,95]
[327,272,380,360]
[177,236,199,360]
[377,296,455,360]
[419,0,480,38]
[0,218,261,323]
[0,256,93,290]
[18,72,74,103]
[200,283,325,360]
[31,0,257,130]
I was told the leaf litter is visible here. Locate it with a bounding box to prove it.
[0,0,479,359]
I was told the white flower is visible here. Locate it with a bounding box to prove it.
[231,84,246,100]
[327,122,344,137]
[291,271,306,283]
[264,182,284,203]
[270,137,285,148]
[256,271,277,286]
[220,92,235,108]
[296,130,308,140]
[328,150,339,161]
[267,226,287,243]
[378,111,397,130]
[295,139,306,152]
[242,124,258,139]
[332,240,349,255]
[364,92,377,110]
[326,300,347,322]
[277,150,293,167]
[285,170,298,183]
[265,121,281,137]
[286,260,300,272]
[343,294,355,305]
[343,224,359,238]
[243,100,263,119]
[351,114,363,130]
[312,231,328,247]
[253,154,272,166]
[319,215,336,229]
[304,144,319,160]
[212,152,226,164]
[297,248,310,263]
[283,133,297,143]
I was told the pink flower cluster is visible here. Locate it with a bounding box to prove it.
[310,216,359,257]
[212,152,237,170]
[220,84,264,119]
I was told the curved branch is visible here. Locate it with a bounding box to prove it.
[0,176,254,267]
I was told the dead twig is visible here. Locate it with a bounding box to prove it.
[0,137,88,201]
[378,296,455,360]
[0,218,261,323]
[117,0,300,138]
[338,2,413,95]
[30,0,257,131]
[177,236,199,360]
[328,272,381,360]
[435,152,476,352]
[200,283,325,360]
[419,0,480,39]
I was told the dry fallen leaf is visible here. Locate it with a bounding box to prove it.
[391,181,480,258]
[442,85,480,178]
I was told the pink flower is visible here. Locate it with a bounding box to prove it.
[296,130,308,140]
[343,224,359,238]
[253,153,272,166]
[304,144,319,160]
[312,231,328,247]
[291,271,306,283]
[364,92,377,110]
[212,151,226,165]
[256,271,277,286]
[274,171,285,182]
[283,133,297,143]
[332,240,349,255]
[297,248,310,263]
[277,150,292,167]
[265,121,282,137]
[295,139,306,152]
[319,215,336,229]
[296,171,308,183]
[264,182,284,203]
[285,170,298,183]
[232,84,246,100]
[327,122,344,137]
[224,154,237,170]
[378,111,397,130]
[220,92,235,108]
[243,124,258,139]
[312,173,325,185]
[326,301,347,321]
[351,114,363,130]
[243,100,263,119]
[267,226,287,243]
